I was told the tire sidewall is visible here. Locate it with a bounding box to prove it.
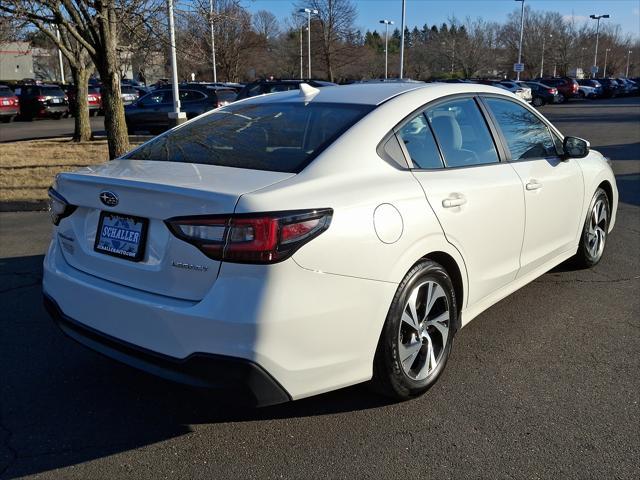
[382,262,457,398]
[579,188,610,267]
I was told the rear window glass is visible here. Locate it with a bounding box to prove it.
[41,86,64,96]
[0,87,13,97]
[216,90,237,102]
[121,86,137,94]
[125,102,372,173]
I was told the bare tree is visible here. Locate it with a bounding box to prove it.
[253,10,280,39]
[295,0,357,82]
[1,1,163,158]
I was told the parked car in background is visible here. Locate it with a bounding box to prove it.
[595,78,621,98]
[518,81,561,107]
[15,83,69,120]
[236,79,337,100]
[534,77,578,102]
[120,85,139,105]
[615,78,639,96]
[44,82,618,405]
[499,81,532,103]
[125,85,238,134]
[64,85,102,116]
[576,79,603,98]
[0,85,20,123]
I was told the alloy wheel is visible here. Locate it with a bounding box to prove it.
[587,197,608,260]
[398,280,450,381]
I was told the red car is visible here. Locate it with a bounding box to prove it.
[0,85,20,123]
[533,76,579,102]
[65,85,102,116]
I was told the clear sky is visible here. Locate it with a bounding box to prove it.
[245,0,640,38]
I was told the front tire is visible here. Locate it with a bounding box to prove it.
[371,260,457,400]
[573,188,610,268]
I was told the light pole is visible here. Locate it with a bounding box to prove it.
[515,0,525,81]
[603,48,611,77]
[299,8,318,78]
[55,26,65,84]
[580,47,586,70]
[589,14,610,78]
[399,0,406,79]
[626,50,633,77]
[299,25,304,80]
[167,0,185,126]
[540,33,552,78]
[379,19,394,79]
[209,0,217,83]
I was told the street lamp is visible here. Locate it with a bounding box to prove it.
[626,50,633,77]
[399,0,406,79]
[379,19,394,79]
[299,8,318,78]
[515,0,525,81]
[55,26,65,84]
[589,14,610,78]
[166,0,185,126]
[540,33,552,78]
[299,24,304,80]
[209,0,217,83]
[603,48,611,78]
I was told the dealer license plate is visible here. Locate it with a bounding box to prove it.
[94,212,148,262]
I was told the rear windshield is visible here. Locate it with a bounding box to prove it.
[124,102,372,173]
[216,90,237,102]
[121,86,137,94]
[41,86,65,96]
[0,87,13,97]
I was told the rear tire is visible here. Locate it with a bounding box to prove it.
[532,97,544,107]
[0,115,14,123]
[371,260,457,400]
[573,188,610,268]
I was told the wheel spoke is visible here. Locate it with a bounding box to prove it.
[426,311,449,344]
[425,334,437,373]
[425,283,445,316]
[399,340,422,371]
[406,287,420,328]
[401,312,419,331]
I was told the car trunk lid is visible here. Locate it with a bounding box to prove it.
[54,159,294,301]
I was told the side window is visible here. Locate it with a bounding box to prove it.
[425,98,499,168]
[484,97,557,160]
[397,114,443,169]
[179,90,205,102]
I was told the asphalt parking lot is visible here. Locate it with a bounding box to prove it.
[0,116,106,143]
[1,97,638,479]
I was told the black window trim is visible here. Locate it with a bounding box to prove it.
[377,92,509,172]
[478,94,565,163]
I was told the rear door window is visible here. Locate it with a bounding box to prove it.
[179,90,206,102]
[397,114,443,169]
[425,98,499,168]
[484,97,557,160]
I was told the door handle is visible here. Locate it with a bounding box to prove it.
[442,195,467,208]
[526,180,542,191]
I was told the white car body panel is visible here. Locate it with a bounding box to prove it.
[42,82,619,401]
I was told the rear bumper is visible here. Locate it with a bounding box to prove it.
[43,235,395,400]
[44,293,290,406]
[0,108,18,116]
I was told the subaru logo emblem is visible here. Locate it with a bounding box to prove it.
[99,191,118,207]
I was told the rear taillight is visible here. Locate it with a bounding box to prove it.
[47,187,76,225]
[549,88,557,94]
[573,83,578,93]
[37,96,47,102]
[166,209,333,264]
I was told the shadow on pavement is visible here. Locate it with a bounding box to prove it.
[615,173,640,206]
[0,255,394,479]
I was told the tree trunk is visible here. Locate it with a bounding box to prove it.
[70,66,92,142]
[98,66,129,159]
[94,2,129,160]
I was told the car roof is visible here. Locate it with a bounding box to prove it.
[238,82,513,106]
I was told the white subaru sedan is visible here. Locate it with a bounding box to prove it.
[43,83,618,406]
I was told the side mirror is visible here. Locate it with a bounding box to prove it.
[563,136,590,159]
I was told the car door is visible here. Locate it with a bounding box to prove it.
[137,90,171,127]
[401,96,526,306]
[178,90,207,118]
[481,96,584,278]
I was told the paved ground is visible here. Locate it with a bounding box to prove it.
[0,116,105,142]
[0,98,639,479]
